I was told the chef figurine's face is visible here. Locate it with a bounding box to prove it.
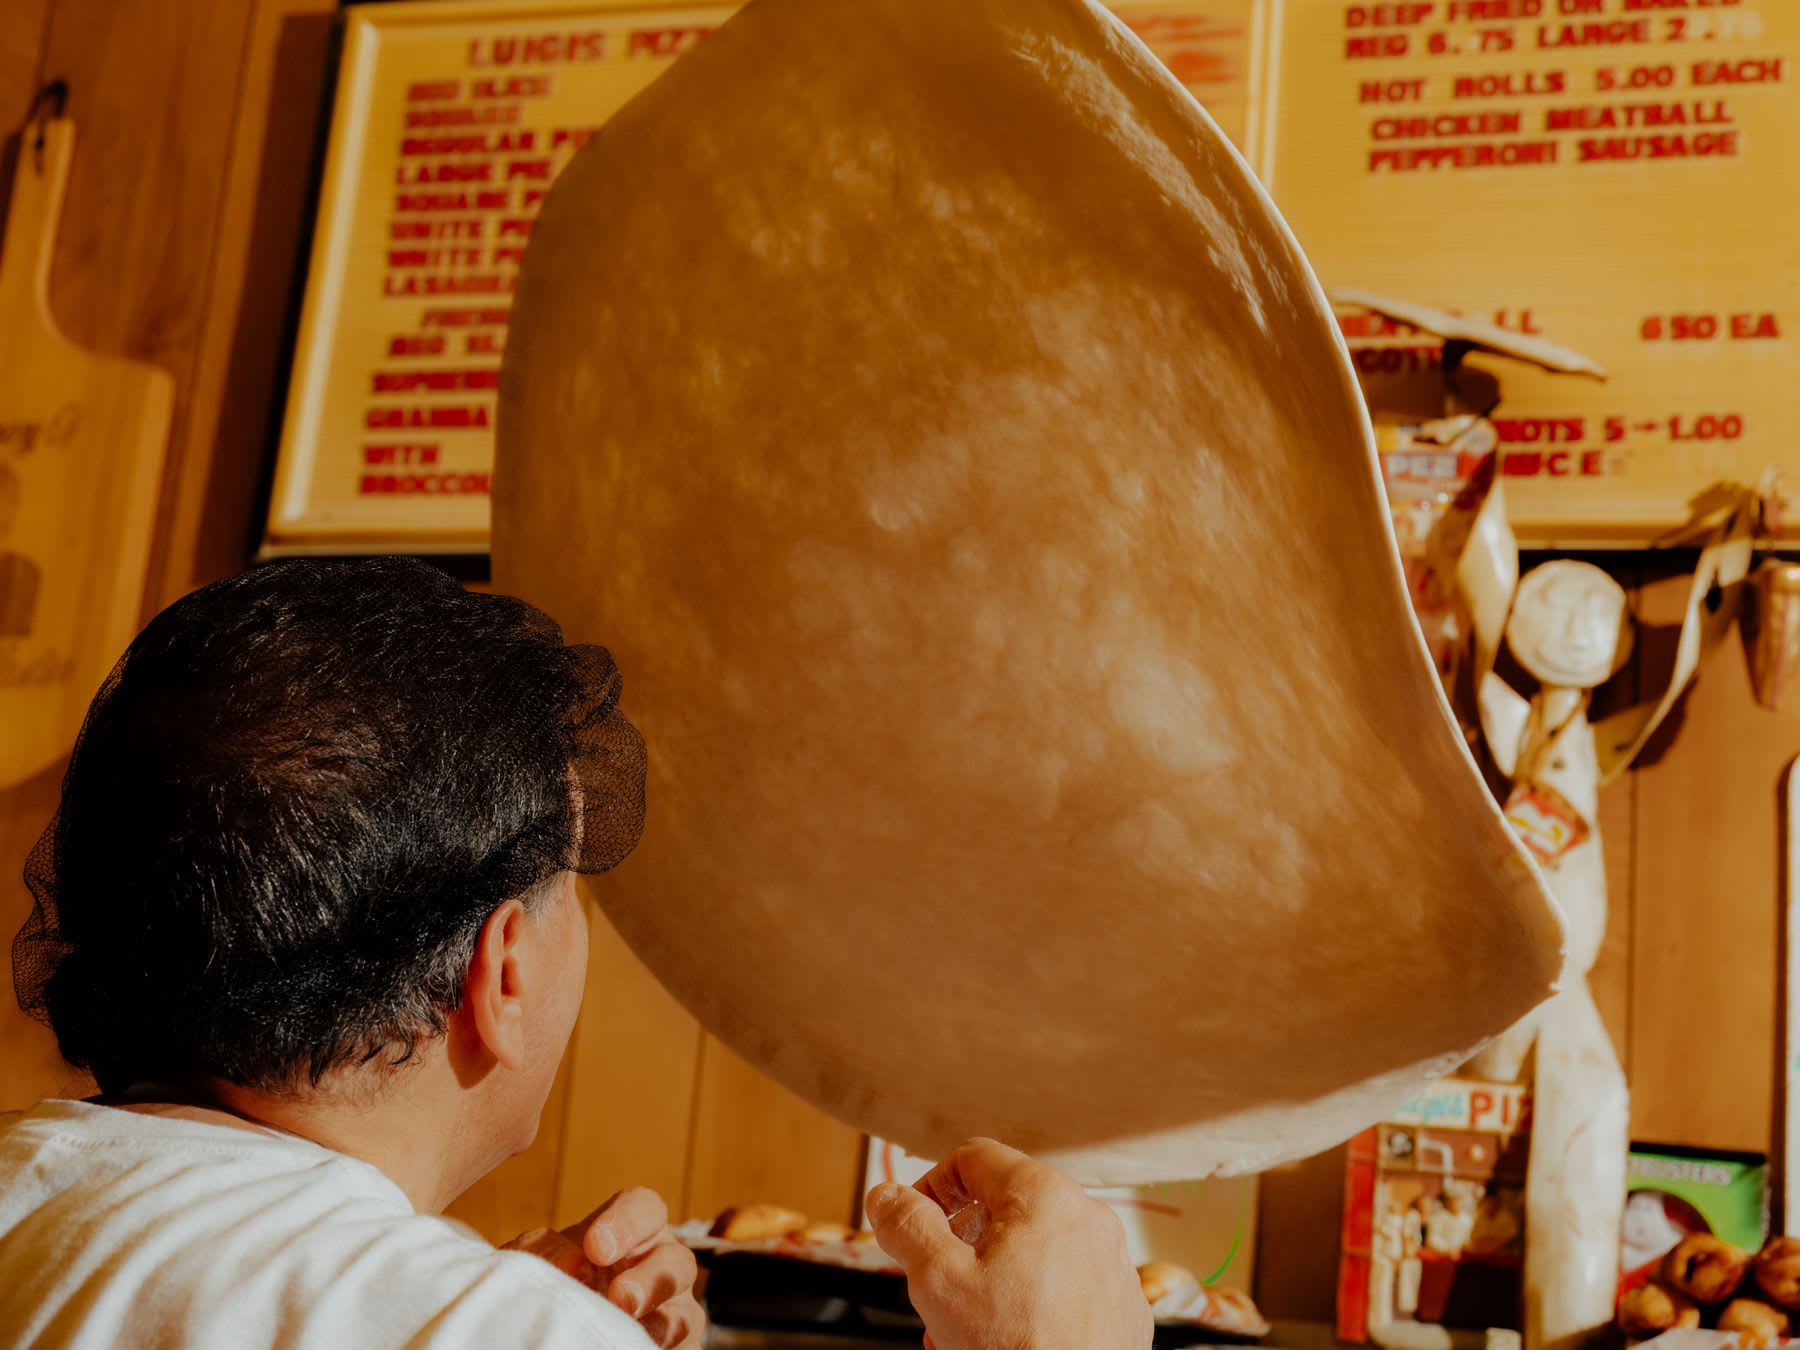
[1506,559,1633,690]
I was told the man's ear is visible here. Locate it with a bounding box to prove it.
[461,897,530,1071]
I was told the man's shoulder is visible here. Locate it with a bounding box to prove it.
[0,1101,652,1348]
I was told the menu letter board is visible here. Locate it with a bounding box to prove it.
[1259,0,1799,546]
[263,0,1262,554]
[268,1,734,552]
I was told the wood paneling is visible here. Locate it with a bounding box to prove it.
[36,0,252,373]
[1253,1144,1349,1324]
[1590,563,1644,1070]
[148,0,337,611]
[550,900,706,1229]
[0,0,51,130]
[1592,773,1636,1065]
[684,1036,865,1227]
[1629,572,1797,1152]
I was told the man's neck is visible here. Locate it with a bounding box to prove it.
[109,1067,491,1214]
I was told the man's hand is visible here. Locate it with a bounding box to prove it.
[866,1138,1152,1350]
[504,1187,703,1348]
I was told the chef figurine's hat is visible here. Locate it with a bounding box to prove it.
[494,0,1564,1184]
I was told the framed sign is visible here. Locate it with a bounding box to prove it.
[263,0,1263,555]
[267,0,732,554]
[1258,0,1799,546]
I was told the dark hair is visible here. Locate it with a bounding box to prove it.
[13,557,644,1094]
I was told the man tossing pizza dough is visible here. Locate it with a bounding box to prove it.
[2,0,1562,1345]
[0,559,1150,1349]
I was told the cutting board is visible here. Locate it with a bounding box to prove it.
[0,118,175,788]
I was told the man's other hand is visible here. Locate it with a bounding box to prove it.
[505,1187,703,1348]
[866,1138,1152,1350]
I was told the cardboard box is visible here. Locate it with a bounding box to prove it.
[1621,1144,1769,1284]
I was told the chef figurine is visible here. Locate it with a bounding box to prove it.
[1473,559,1634,1350]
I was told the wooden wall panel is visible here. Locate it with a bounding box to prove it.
[0,0,51,130]
[1629,572,1797,1152]
[36,0,252,386]
[1589,563,1644,1068]
[147,0,337,611]
[1592,774,1636,1066]
[1254,1144,1348,1323]
[550,901,706,1229]
[684,1037,866,1227]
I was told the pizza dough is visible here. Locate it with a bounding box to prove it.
[493,0,1565,1184]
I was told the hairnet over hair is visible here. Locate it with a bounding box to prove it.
[12,557,645,1093]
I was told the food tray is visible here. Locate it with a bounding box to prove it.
[696,1249,1266,1345]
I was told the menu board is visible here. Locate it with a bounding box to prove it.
[1260,0,1799,545]
[268,2,730,551]
[264,0,1262,554]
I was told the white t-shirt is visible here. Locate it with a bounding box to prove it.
[0,1099,655,1349]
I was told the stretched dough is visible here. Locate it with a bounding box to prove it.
[493,0,1565,1184]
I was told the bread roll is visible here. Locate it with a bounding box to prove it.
[710,1203,807,1242]
[1207,1286,1271,1335]
[799,1220,854,1245]
[1718,1297,1789,1348]
[1138,1261,1198,1304]
[1617,1283,1700,1337]
[1755,1236,1800,1309]
[1662,1233,1750,1303]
